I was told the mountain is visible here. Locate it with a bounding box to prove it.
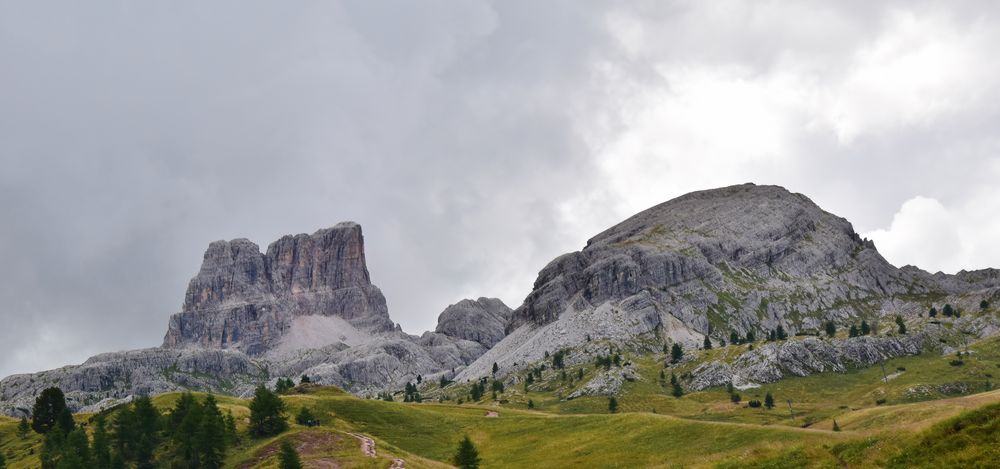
[0,223,507,416]
[459,183,1000,381]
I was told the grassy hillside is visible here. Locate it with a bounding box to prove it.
[3,335,999,467]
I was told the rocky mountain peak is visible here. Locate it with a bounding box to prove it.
[434,297,513,348]
[163,223,394,354]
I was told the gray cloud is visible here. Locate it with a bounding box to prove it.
[3,1,1000,378]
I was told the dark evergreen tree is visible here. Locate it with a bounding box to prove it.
[776,325,788,340]
[17,416,29,438]
[730,393,741,403]
[527,399,534,409]
[577,368,585,380]
[417,375,422,384]
[453,435,481,469]
[608,397,618,413]
[0,451,5,469]
[132,396,161,469]
[552,350,566,369]
[671,343,683,363]
[825,321,836,338]
[492,362,499,375]
[224,411,239,446]
[197,395,227,469]
[32,387,69,434]
[730,331,740,345]
[896,316,907,334]
[929,307,938,318]
[726,381,734,395]
[40,425,66,469]
[849,324,859,338]
[703,335,712,350]
[300,375,311,384]
[745,331,755,342]
[861,320,871,336]
[249,385,288,437]
[943,304,955,317]
[670,372,678,387]
[768,330,776,341]
[981,300,990,310]
[92,414,112,469]
[671,382,683,398]
[764,392,775,409]
[296,407,318,427]
[275,378,295,394]
[278,440,303,469]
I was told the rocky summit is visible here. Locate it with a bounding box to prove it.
[0,223,506,416]
[4,183,1000,417]
[459,183,1000,381]
[163,222,395,354]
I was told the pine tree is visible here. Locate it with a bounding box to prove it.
[453,435,481,469]
[224,411,239,446]
[896,316,907,334]
[417,375,422,384]
[0,451,5,469]
[764,392,775,409]
[776,325,788,340]
[278,441,303,469]
[730,331,740,345]
[670,372,678,386]
[300,375,311,384]
[249,385,288,437]
[92,414,111,469]
[849,324,859,338]
[703,335,712,350]
[981,300,990,310]
[861,320,871,336]
[32,387,69,434]
[659,370,666,381]
[527,399,534,409]
[608,397,618,413]
[943,304,955,317]
[825,321,836,338]
[745,331,755,342]
[492,362,499,375]
[672,382,683,398]
[670,343,684,363]
[296,407,318,427]
[132,396,161,469]
[929,307,937,318]
[726,381,734,395]
[17,416,29,438]
[198,395,227,469]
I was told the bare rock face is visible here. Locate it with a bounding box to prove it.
[163,222,395,354]
[434,298,512,348]
[460,183,1000,381]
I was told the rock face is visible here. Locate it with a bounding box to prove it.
[434,298,512,348]
[460,183,1000,380]
[1,223,506,415]
[163,222,395,354]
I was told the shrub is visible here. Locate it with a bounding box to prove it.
[748,400,762,408]
[950,359,965,366]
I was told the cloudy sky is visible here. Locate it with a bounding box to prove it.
[3,0,1000,378]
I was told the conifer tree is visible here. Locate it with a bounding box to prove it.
[981,300,990,310]
[198,395,227,469]
[943,304,954,317]
[296,407,318,427]
[92,414,111,469]
[300,375,311,384]
[825,321,836,338]
[32,387,69,434]
[703,335,712,350]
[17,416,29,438]
[745,330,755,342]
[929,307,937,318]
[608,397,618,413]
[278,441,303,469]
[861,320,871,336]
[730,331,740,345]
[764,392,775,409]
[0,451,5,469]
[776,325,788,340]
[527,399,534,409]
[849,324,859,338]
[670,343,684,363]
[492,362,499,375]
[672,381,683,398]
[249,385,288,437]
[895,316,907,334]
[453,435,481,469]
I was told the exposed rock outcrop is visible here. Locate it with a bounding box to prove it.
[163,222,395,354]
[459,184,1000,381]
[1,224,505,415]
[434,297,512,348]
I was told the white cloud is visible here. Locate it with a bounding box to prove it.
[866,187,1000,273]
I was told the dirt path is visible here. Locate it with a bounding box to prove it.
[346,432,377,457]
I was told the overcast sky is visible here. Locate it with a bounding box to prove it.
[3,1,1000,378]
